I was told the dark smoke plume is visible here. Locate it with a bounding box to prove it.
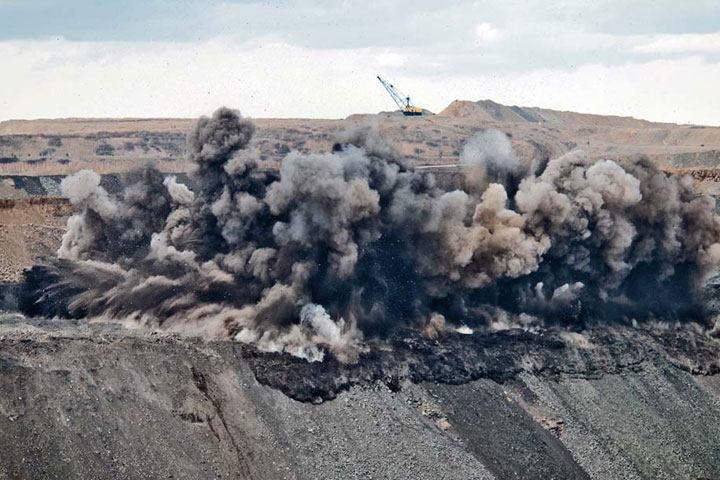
[22,108,720,362]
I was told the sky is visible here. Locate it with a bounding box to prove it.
[1,0,720,124]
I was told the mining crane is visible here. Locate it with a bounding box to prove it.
[376,76,423,116]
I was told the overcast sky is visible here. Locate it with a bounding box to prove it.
[1,0,720,124]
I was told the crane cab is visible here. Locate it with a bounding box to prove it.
[402,106,423,116]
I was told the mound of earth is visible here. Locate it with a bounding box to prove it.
[438,99,660,128]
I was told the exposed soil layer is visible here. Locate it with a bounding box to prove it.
[0,199,72,282]
[1,315,720,479]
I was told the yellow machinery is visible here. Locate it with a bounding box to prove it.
[377,76,423,116]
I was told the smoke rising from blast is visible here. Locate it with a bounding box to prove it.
[23,108,720,362]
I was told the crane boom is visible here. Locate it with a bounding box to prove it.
[376,76,423,116]
[377,76,408,110]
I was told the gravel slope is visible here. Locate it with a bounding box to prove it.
[1,315,720,479]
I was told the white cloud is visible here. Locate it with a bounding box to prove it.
[632,33,720,54]
[0,39,401,119]
[376,52,406,67]
[475,22,502,44]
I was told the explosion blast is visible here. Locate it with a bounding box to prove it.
[21,108,720,362]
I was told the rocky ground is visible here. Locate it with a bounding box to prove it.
[0,199,72,282]
[0,315,720,479]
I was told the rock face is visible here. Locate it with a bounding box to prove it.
[1,314,720,479]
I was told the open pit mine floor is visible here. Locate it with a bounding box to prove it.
[1,314,720,479]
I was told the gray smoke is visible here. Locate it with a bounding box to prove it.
[22,107,720,363]
[461,128,522,193]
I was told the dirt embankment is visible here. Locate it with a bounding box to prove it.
[0,198,72,282]
[1,316,720,479]
[4,100,720,176]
